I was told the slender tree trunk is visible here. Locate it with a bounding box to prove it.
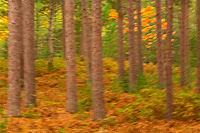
[92,0,106,121]
[81,0,92,81]
[117,0,125,81]
[24,0,36,108]
[197,0,200,93]
[20,0,24,87]
[180,0,186,86]
[155,0,165,89]
[48,0,54,71]
[185,0,191,87]
[7,0,22,116]
[136,0,143,74]
[62,0,66,59]
[127,0,137,93]
[65,0,78,112]
[165,0,173,122]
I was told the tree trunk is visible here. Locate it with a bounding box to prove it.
[127,0,137,93]
[91,0,106,121]
[197,0,200,93]
[48,0,54,71]
[165,0,173,122]
[155,0,165,89]
[65,0,78,112]
[24,0,36,108]
[7,0,22,116]
[81,0,92,81]
[185,0,191,87]
[136,0,143,74]
[117,0,125,81]
[20,0,24,87]
[180,0,186,87]
[62,0,66,59]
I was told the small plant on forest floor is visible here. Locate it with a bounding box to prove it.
[23,104,41,119]
[58,128,67,133]
[0,106,8,133]
[101,117,117,126]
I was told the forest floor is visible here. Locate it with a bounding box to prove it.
[1,57,200,133]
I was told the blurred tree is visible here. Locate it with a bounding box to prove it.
[7,0,22,116]
[24,0,36,108]
[91,0,106,120]
[117,0,125,81]
[155,0,165,89]
[127,0,137,93]
[165,0,173,122]
[65,0,78,112]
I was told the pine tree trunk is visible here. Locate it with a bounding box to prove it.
[127,0,137,93]
[81,0,92,81]
[7,0,22,116]
[136,0,143,74]
[20,0,24,87]
[62,0,66,59]
[117,0,125,81]
[185,0,191,87]
[65,0,78,112]
[197,0,200,93]
[165,0,173,122]
[24,0,36,108]
[48,0,54,71]
[180,0,186,87]
[155,0,165,89]
[91,0,106,121]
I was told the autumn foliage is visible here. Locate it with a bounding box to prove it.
[108,6,175,49]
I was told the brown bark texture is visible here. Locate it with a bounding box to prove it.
[62,0,66,59]
[180,0,186,86]
[185,0,191,87]
[117,0,125,81]
[48,0,54,70]
[165,0,174,122]
[20,0,24,85]
[81,0,92,80]
[24,0,36,108]
[65,0,78,112]
[197,0,200,93]
[91,0,106,121]
[155,0,165,89]
[136,0,143,74]
[7,0,22,116]
[127,0,137,93]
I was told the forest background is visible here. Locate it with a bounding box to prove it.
[1,0,200,132]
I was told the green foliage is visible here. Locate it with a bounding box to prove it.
[23,104,41,119]
[58,128,67,133]
[101,117,116,126]
[0,106,8,133]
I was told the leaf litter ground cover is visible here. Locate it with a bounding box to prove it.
[1,58,200,132]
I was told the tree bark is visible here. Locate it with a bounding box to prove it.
[180,0,186,86]
[155,0,165,89]
[65,0,78,112]
[117,0,125,81]
[24,0,36,108]
[81,0,92,81]
[136,0,143,74]
[48,0,54,71]
[197,0,200,93]
[185,0,191,87]
[62,0,66,59]
[91,0,106,121]
[127,0,137,93]
[165,0,173,122]
[7,0,22,116]
[20,0,24,87]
